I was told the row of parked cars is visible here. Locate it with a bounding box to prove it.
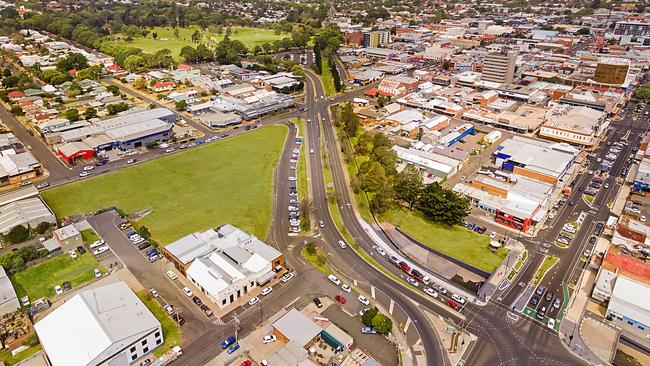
[288,136,303,233]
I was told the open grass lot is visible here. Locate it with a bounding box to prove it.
[80,228,100,244]
[120,26,288,60]
[136,291,181,358]
[320,58,336,96]
[10,253,103,300]
[382,209,508,273]
[42,126,287,244]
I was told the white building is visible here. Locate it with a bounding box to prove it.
[539,105,607,146]
[34,281,163,366]
[606,276,650,340]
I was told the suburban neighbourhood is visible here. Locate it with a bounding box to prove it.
[0,1,648,366]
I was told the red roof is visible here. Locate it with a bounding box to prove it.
[603,248,650,285]
[177,64,193,71]
[153,81,175,89]
[106,64,123,71]
[68,69,77,75]
[7,91,25,98]
[365,88,379,97]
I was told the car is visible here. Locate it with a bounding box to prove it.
[288,176,297,181]
[239,360,252,366]
[69,250,77,259]
[248,297,260,305]
[262,335,277,344]
[201,304,213,317]
[375,247,386,256]
[138,242,151,250]
[604,183,609,189]
[553,298,561,309]
[79,171,91,177]
[192,296,202,306]
[361,327,377,334]
[182,287,193,297]
[556,237,569,245]
[335,295,346,304]
[76,245,86,254]
[536,286,546,296]
[530,296,539,306]
[583,249,591,258]
[537,306,547,320]
[338,240,347,249]
[83,165,95,171]
[165,148,175,153]
[150,288,159,298]
[93,246,109,255]
[309,149,314,154]
[226,343,240,354]
[126,159,136,164]
[328,274,341,286]
[489,231,497,239]
[424,287,438,298]
[447,299,461,311]
[54,285,63,295]
[62,281,71,291]
[355,295,370,306]
[261,287,273,296]
[642,216,647,222]
[89,240,105,249]
[407,277,419,287]
[545,292,553,301]
[589,236,597,244]
[568,201,575,206]
[94,268,102,278]
[547,318,556,329]
[313,297,323,308]
[281,273,294,283]
[451,294,466,304]
[319,220,325,228]
[148,254,160,262]
[163,303,175,315]
[341,284,352,293]
[36,182,49,189]
[220,336,237,349]
[389,255,400,265]
[166,271,178,280]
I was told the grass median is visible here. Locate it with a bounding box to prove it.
[321,58,336,96]
[301,246,331,275]
[42,125,287,244]
[136,291,181,357]
[533,255,559,286]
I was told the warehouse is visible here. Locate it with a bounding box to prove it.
[392,145,462,179]
[606,276,650,340]
[0,186,56,235]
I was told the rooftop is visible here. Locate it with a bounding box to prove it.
[273,308,322,347]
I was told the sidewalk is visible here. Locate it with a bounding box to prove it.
[477,240,526,304]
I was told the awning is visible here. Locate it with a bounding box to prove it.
[256,271,275,286]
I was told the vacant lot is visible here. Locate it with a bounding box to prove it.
[137,291,181,357]
[11,253,103,300]
[383,209,508,273]
[42,126,287,244]
[120,26,288,59]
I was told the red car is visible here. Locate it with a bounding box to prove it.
[447,299,461,311]
[335,295,347,304]
[240,361,252,366]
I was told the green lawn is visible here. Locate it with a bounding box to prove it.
[382,210,508,273]
[301,247,331,275]
[42,126,287,244]
[320,58,336,96]
[136,291,181,358]
[117,26,288,60]
[533,255,559,286]
[292,118,309,203]
[80,229,100,244]
[10,253,103,300]
[0,344,42,366]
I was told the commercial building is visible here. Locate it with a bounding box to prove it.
[594,58,630,85]
[363,31,391,48]
[392,145,462,179]
[212,89,294,120]
[0,186,56,235]
[163,224,283,313]
[539,105,607,147]
[272,308,322,348]
[0,266,19,317]
[481,50,517,84]
[614,21,650,38]
[35,281,163,366]
[606,276,650,340]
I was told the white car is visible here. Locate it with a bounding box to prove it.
[54,285,63,295]
[338,240,347,249]
[166,271,178,280]
[150,288,159,298]
[328,274,341,286]
[407,277,419,287]
[424,287,438,298]
[83,166,95,171]
[641,215,647,222]
[547,318,556,329]
[281,273,294,283]
[165,148,175,153]
[79,171,91,177]
[94,268,102,278]
[357,295,370,305]
[248,296,259,305]
[182,287,193,297]
[93,246,109,255]
[451,294,466,304]
[262,335,277,344]
[309,149,314,154]
[341,284,351,293]
[126,159,135,164]
[164,305,174,315]
[288,176,297,181]
[375,247,386,256]
[489,231,497,239]
[359,308,369,316]
[69,250,77,259]
[261,287,273,296]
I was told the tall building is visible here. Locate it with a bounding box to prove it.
[614,21,650,37]
[594,57,630,85]
[482,50,517,84]
[363,30,390,48]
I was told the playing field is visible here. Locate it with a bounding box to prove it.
[122,26,288,59]
[42,125,288,244]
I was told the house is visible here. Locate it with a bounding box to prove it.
[0,266,19,316]
[7,91,25,101]
[150,81,175,93]
[53,224,82,251]
[105,64,123,73]
[35,281,163,366]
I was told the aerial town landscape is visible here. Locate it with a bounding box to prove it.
[0,0,648,365]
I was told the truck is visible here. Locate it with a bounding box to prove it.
[398,261,411,273]
[152,346,182,366]
[409,268,431,285]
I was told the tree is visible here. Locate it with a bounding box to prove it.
[134,77,147,90]
[57,52,88,71]
[10,106,24,116]
[107,85,119,95]
[83,107,97,120]
[137,225,151,239]
[417,182,470,226]
[377,95,387,108]
[360,160,386,192]
[305,242,317,255]
[362,307,378,327]
[370,182,395,215]
[371,313,393,335]
[394,165,423,210]
[576,27,590,35]
[2,76,18,88]
[180,45,198,63]
[253,45,263,55]
[124,55,145,72]
[152,32,158,40]
[339,102,359,137]
[107,102,129,115]
[261,43,273,53]
[5,225,30,244]
[35,221,53,234]
[175,100,188,111]
[191,29,202,43]
[65,108,80,122]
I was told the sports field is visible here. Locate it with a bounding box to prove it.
[122,26,288,59]
[42,125,288,244]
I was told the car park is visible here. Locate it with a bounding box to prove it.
[248,297,259,306]
[261,287,273,296]
[328,275,341,285]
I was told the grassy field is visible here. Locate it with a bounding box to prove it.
[80,229,100,244]
[119,26,288,60]
[42,126,287,244]
[320,58,336,96]
[11,253,103,300]
[137,291,181,358]
[382,210,508,273]
[533,255,559,286]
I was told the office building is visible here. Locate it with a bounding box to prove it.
[614,21,650,38]
[482,50,517,84]
[363,31,391,48]
[594,58,630,85]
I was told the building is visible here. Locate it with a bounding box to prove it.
[606,276,650,340]
[482,50,517,84]
[392,145,462,179]
[272,308,322,348]
[34,281,163,366]
[53,224,82,251]
[0,186,56,235]
[363,31,390,48]
[198,111,242,128]
[592,247,650,302]
[539,105,607,147]
[163,224,283,313]
[0,266,19,316]
[614,21,650,38]
[594,58,630,85]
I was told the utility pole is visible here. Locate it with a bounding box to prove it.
[234,312,241,341]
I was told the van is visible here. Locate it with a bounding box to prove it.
[89,240,105,249]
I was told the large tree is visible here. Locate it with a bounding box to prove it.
[394,165,423,211]
[417,182,470,226]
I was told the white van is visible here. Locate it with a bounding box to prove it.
[89,240,105,249]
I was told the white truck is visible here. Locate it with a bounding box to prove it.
[152,346,182,366]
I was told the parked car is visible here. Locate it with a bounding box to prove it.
[164,305,174,315]
[150,288,159,298]
[94,268,102,278]
[313,297,323,308]
[262,335,277,344]
[248,297,259,305]
[220,336,236,349]
[62,281,71,291]
[69,250,77,259]
[447,299,461,311]
[93,246,109,255]
[77,245,86,254]
[54,285,63,295]
[260,287,273,296]
[192,296,202,306]
[451,294,466,304]
[530,296,539,306]
[281,273,294,283]
[182,287,193,297]
[407,277,419,287]
[36,182,49,189]
[166,271,178,280]
[335,295,346,304]
[341,284,352,293]
[201,304,213,317]
[361,327,377,334]
[226,343,240,354]
[357,295,370,305]
[328,275,341,286]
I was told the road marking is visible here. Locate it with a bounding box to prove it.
[371,285,376,299]
[404,317,412,333]
[389,299,394,315]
